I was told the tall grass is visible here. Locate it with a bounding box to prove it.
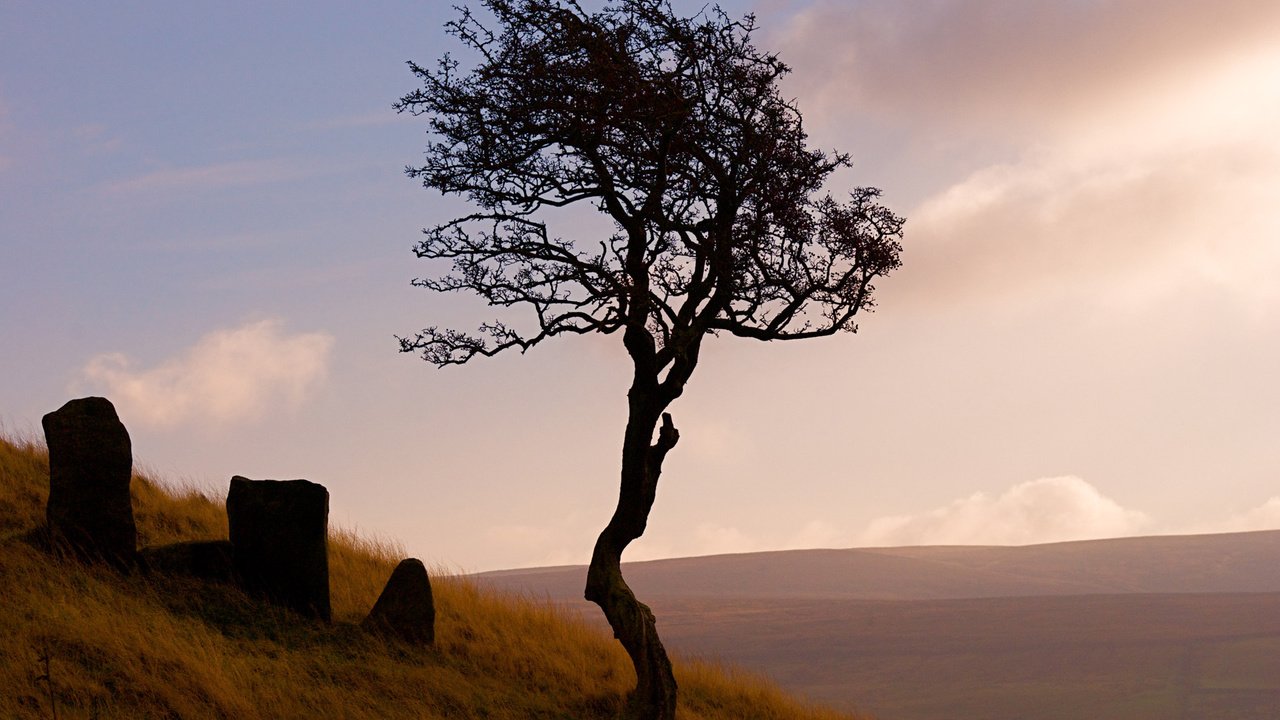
[0,432,866,719]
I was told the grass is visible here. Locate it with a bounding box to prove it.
[0,431,866,720]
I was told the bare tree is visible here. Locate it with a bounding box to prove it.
[396,1,904,717]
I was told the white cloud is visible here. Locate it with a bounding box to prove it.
[1196,497,1280,534]
[859,476,1151,547]
[79,319,334,428]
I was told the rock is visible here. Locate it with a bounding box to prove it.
[226,476,330,621]
[362,558,435,645]
[139,540,236,582]
[42,396,137,565]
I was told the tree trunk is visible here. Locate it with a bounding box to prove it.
[585,409,679,720]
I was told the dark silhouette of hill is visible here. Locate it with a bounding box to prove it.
[476,532,1280,720]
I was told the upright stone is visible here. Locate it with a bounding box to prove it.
[362,558,435,645]
[226,476,331,621]
[42,396,137,565]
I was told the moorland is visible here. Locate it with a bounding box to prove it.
[481,530,1280,719]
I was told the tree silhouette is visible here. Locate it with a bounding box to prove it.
[397,1,904,717]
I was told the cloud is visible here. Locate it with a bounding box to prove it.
[690,523,759,556]
[1197,497,1280,534]
[630,519,848,562]
[773,0,1280,312]
[783,519,844,549]
[859,476,1151,547]
[102,159,313,196]
[625,523,756,563]
[893,39,1280,311]
[79,319,334,428]
[775,0,1280,139]
[483,524,586,568]
[482,508,605,569]
[900,129,1280,310]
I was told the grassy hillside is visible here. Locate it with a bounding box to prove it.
[0,431,865,720]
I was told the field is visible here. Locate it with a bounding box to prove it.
[0,431,866,720]
[655,593,1280,720]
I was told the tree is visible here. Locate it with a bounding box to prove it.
[396,1,904,717]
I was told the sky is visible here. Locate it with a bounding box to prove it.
[2,0,1278,572]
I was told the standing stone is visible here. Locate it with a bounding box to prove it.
[226,476,330,621]
[362,558,435,645]
[42,396,137,565]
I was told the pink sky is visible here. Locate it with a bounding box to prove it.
[2,1,1278,570]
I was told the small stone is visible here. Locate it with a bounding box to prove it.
[139,540,236,582]
[226,476,330,621]
[42,396,137,565]
[362,558,436,645]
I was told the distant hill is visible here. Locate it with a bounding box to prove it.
[477,530,1280,601]
[477,533,1280,720]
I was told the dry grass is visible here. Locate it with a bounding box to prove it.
[0,432,866,719]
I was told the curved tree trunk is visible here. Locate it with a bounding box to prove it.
[585,409,679,720]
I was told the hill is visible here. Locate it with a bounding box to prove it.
[479,533,1280,719]
[477,530,1280,600]
[0,431,865,720]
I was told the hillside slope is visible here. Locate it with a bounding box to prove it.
[0,432,865,720]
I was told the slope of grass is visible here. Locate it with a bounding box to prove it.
[0,432,866,720]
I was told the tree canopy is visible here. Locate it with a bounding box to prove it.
[397,0,903,376]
